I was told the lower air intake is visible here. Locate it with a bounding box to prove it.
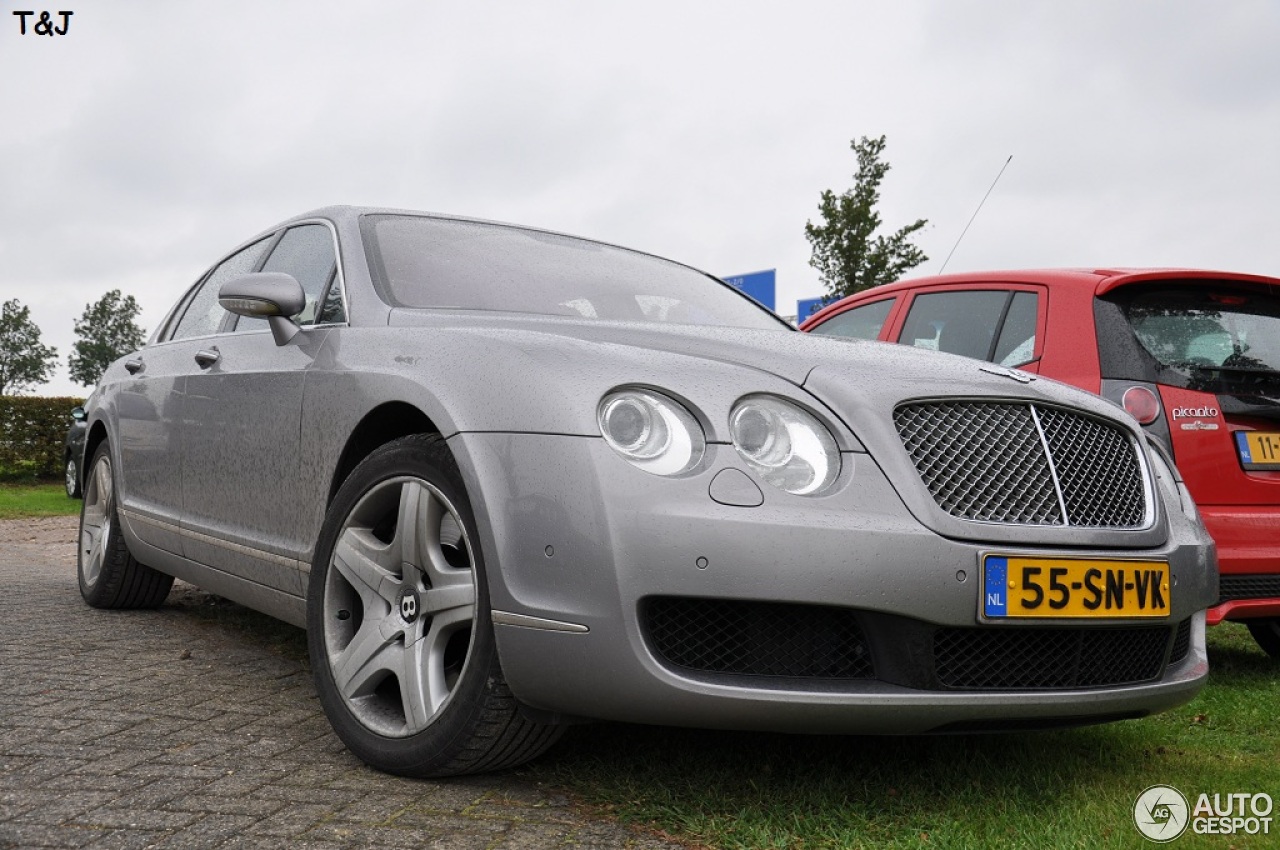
[934,624,1174,689]
[643,597,874,680]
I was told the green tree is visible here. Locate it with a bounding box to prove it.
[68,290,147,387]
[804,135,928,301]
[0,299,58,396]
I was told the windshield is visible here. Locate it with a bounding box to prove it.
[360,214,789,330]
[1125,287,1280,381]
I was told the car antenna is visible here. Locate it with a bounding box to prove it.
[938,154,1013,274]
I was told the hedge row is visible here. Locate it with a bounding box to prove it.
[0,396,86,481]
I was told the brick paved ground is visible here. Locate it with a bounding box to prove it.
[0,516,682,850]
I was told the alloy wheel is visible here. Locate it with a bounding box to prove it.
[321,476,478,737]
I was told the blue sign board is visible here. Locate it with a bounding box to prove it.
[796,296,826,323]
[722,269,776,311]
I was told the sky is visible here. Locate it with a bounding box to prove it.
[3,0,1279,396]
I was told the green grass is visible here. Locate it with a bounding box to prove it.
[532,624,1280,849]
[0,481,80,518]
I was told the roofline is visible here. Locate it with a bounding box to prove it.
[800,267,1280,328]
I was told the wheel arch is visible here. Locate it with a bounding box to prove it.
[327,401,442,504]
[82,421,109,482]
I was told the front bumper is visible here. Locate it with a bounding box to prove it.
[451,433,1215,733]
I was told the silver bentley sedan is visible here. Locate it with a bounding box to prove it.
[77,206,1216,777]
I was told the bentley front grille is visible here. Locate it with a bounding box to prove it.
[894,401,1148,528]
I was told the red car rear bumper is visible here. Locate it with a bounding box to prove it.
[1201,505,1280,625]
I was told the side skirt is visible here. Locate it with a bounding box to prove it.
[120,512,308,628]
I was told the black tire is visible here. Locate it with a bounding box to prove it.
[65,455,82,499]
[1246,618,1280,659]
[78,442,174,609]
[307,434,562,777]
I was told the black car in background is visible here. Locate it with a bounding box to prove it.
[64,406,86,498]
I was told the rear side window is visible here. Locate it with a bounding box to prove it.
[899,290,1039,365]
[808,299,894,340]
[1125,288,1280,376]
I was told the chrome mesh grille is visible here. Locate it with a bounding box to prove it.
[893,403,1061,524]
[894,401,1147,528]
[1036,407,1147,527]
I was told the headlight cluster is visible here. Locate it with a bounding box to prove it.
[598,390,705,476]
[729,396,840,495]
[598,389,842,496]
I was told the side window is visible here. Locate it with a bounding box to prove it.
[994,291,1039,366]
[808,299,895,340]
[235,224,341,332]
[900,291,1009,360]
[899,290,1040,363]
[169,237,273,341]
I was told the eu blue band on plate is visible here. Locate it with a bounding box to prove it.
[1236,431,1253,463]
[984,556,1008,617]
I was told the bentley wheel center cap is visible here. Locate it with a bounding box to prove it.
[397,588,420,623]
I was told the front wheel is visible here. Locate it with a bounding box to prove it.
[1246,618,1280,659]
[78,443,173,608]
[307,434,561,777]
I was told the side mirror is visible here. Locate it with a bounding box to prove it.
[71,406,86,422]
[219,273,306,346]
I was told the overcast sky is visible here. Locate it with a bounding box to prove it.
[3,0,1278,396]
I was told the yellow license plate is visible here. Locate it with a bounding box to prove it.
[983,555,1170,619]
[1237,431,1280,470]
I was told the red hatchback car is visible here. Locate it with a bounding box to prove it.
[802,269,1280,656]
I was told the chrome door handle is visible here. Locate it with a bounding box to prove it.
[194,348,221,368]
[124,359,144,374]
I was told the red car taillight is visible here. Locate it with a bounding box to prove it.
[1122,385,1162,425]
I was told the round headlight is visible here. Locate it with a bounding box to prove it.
[599,390,705,476]
[730,396,840,495]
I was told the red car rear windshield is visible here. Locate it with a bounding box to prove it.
[1123,286,1280,389]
